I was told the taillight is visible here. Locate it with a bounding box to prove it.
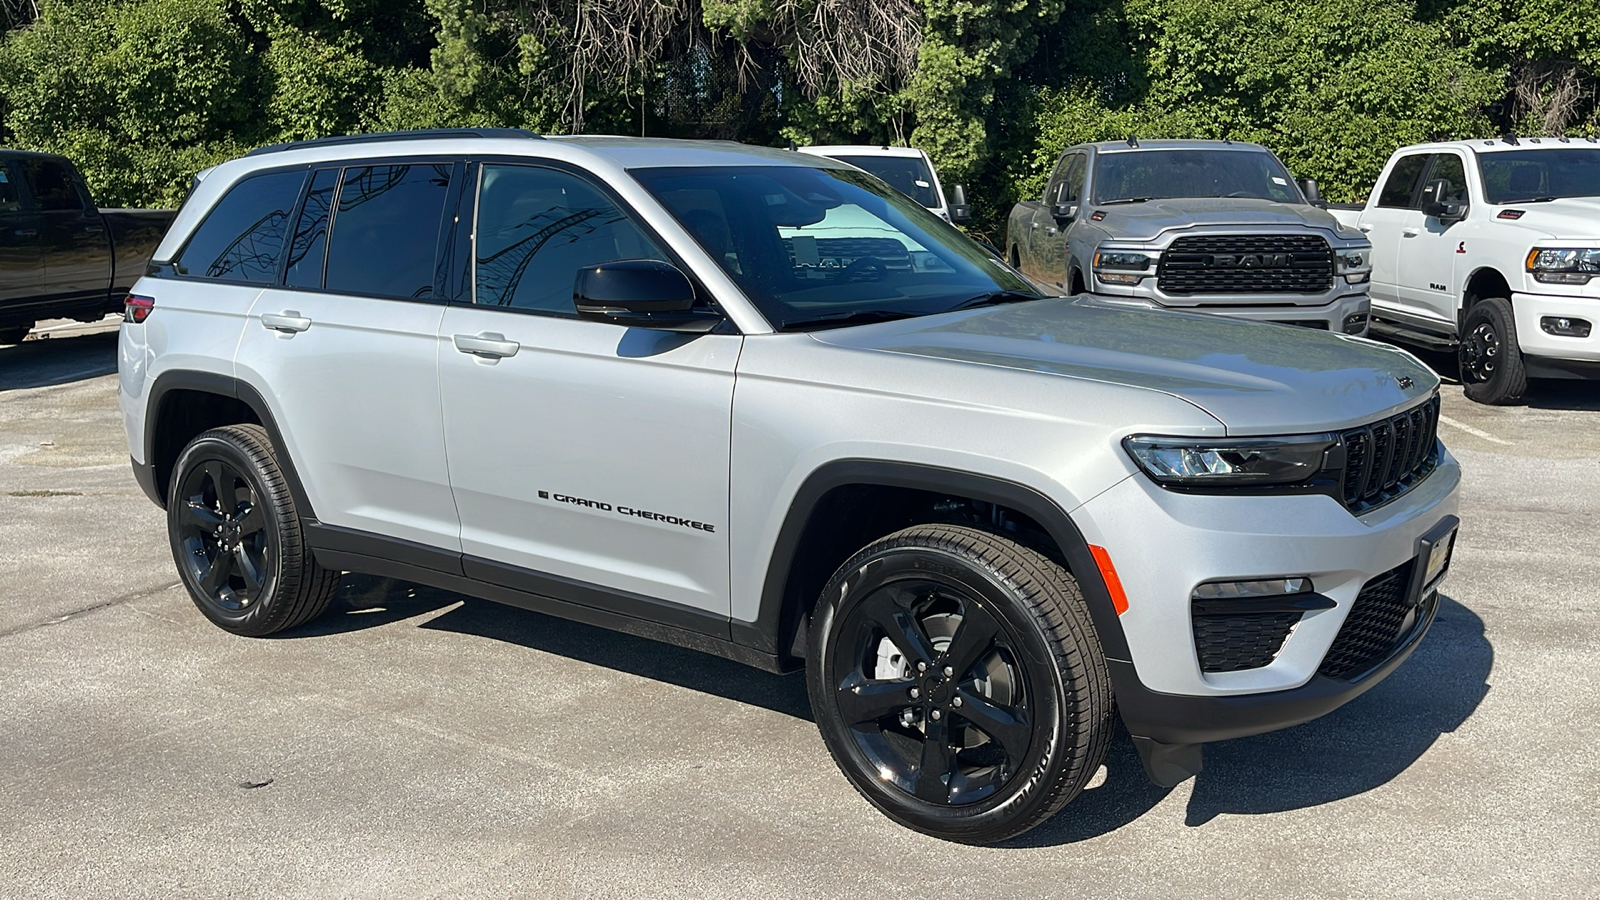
[124,294,155,324]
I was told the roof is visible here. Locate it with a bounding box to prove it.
[1084,139,1273,154]
[797,145,929,160]
[1393,137,1600,155]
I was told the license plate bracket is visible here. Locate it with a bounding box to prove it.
[1409,515,1460,603]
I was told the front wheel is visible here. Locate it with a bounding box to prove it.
[1459,296,1527,405]
[807,525,1112,843]
[167,424,338,636]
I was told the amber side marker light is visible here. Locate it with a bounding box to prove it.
[1088,544,1129,615]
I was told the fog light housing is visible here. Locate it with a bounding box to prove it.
[1540,316,1592,338]
[1343,313,1369,334]
[1097,271,1144,285]
[1193,577,1312,601]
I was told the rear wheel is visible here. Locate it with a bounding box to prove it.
[807,525,1112,844]
[1459,296,1527,405]
[167,424,338,636]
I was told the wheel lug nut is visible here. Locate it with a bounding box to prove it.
[930,710,942,720]
[909,687,920,699]
[952,696,963,708]
[916,661,927,673]
[942,666,953,678]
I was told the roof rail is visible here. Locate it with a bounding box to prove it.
[245,128,543,157]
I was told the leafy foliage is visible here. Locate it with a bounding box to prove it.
[1,0,1596,222]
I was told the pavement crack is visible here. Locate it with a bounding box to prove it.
[0,580,182,639]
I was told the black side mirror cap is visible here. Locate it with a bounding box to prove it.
[1300,178,1328,208]
[1419,178,1467,222]
[1051,202,1078,223]
[574,259,723,333]
[947,184,971,224]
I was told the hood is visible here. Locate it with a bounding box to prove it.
[1495,197,1600,239]
[811,299,1438,434]
[1094,198,1353,242]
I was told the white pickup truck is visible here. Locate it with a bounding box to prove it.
[1330,138,1600,403]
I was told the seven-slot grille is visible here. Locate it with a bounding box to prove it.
[1318,559,1425,679]
[1157,234,1334,294]
[1339,396,1441,513]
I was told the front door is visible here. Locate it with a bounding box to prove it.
[1028,153,1083,288]
[13,155,110,304]
[1360,152,1431,311]
[0,161,43,310]
[438,162,737,620]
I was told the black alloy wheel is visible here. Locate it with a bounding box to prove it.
[808,525,1112,843]
[1459,296,1527,405]
[167,425,337,636]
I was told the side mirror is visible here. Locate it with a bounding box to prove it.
[1051,202,1078,224]
[1419,178,1466,222]
[1300,178,1327,208]
[573,259,722,333]
[947,184,971,224]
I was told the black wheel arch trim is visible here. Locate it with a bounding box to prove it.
[730,459,1133,668]
[142,369,315,519]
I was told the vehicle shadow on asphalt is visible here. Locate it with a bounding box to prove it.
[1006,594,1492,846]
[285,574,814,719]
[1409,347,1600,411]
[0,331,118,391]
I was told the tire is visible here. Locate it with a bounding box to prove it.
[806,525,1112,844]
[0,324,31,345]
[1459,296,1527,405]
[167,424,338,636]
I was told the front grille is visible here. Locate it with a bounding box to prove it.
[1194,611,1301,672]
[1339,396,1440,513]
[1158,234,1334,295]
[1319,560,1423,679]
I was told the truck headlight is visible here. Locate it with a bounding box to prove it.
[1093,250,1154,285]
[1124,434,1336,487]
[1337,250,1371,285]
[1527,247,1600,284]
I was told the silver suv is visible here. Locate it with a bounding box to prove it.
[119,130,1462,844]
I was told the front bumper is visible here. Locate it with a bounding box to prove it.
[1073,444,1461,745]
[1511,290,1600,371]
[1087,288,1371,333]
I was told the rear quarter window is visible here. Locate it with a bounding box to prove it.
[324,163,453,300]
[174,170,308,283]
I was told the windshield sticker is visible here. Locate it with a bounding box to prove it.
[1271,176,1288,185]
[915,180,930,188]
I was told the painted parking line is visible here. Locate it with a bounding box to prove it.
[1438,414,1513,446]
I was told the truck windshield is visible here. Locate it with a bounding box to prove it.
[1479,149,1600,203]
[831,155,940,208]
[1092,149,1302,205]
[631,165,1038,331]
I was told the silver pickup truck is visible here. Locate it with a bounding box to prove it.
[1006,139,1374,333]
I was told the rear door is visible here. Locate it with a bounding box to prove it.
[234,160,463,553]
[13,155,111,305]
[1028,153,1084,288]
[1359,152,1430,310]
[0,159,44,311]
[436,161,737,620]
[1394,152,1470,328]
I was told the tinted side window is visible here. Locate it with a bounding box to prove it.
[1061,155,1087,203]
[285,168,338,289]
[16,158,85,212]
[1430,154,1468,205]
[1378,154,1429,208]
[0,164,20,213]
[473,165,668,314]
[325,164,452,299]
[174,170,306,283]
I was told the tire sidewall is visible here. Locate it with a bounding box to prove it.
[167,431,286,634]
[1460,297,1526,404]
[809,543,1071,840]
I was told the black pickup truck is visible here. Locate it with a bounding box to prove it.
[1,149,176,344]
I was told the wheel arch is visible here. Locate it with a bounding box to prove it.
[1460,266,1512,330]
[144,370,314,519]
[732,460,1132,671]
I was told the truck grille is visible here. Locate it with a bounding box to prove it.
[1194,611,1301,673]
[1339,396,1440,513]
[1157,234,1333,295]
[1319,560,1427,679]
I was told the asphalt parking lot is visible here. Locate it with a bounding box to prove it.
[1,319,1596,899]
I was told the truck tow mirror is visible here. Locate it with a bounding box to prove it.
[1051,202,1078,224]
[1300,178,1327,208]
[948,184,971,224]
[1419,178,1466,222]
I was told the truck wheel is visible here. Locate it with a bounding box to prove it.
[167,424,338,636]
[1459,297,1527,405]
[807,525,1112,844]
[0,325,30,345]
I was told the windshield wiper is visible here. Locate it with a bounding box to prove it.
[778,309,918,331]
[946,290,1044,312]
[1100,197,1150,205]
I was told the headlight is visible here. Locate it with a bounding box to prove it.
[1527,247,1600,284]
[1093,250,1153,285]
[1124,434,1336,487]
[1337,249,1371,285]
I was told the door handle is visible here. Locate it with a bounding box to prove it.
[1358,223,1373,233]
[13,228,37,238]
[260,311,312,334]
[453,332,520,359]
[1046,227,1058,235]
[1031,222,1040,229]
[1402,227,1420,237]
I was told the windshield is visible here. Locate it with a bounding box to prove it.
[832,155,940,207]
[1479,148,1600,203]
[1092,149,1303,204]
[631,165,1038,330]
